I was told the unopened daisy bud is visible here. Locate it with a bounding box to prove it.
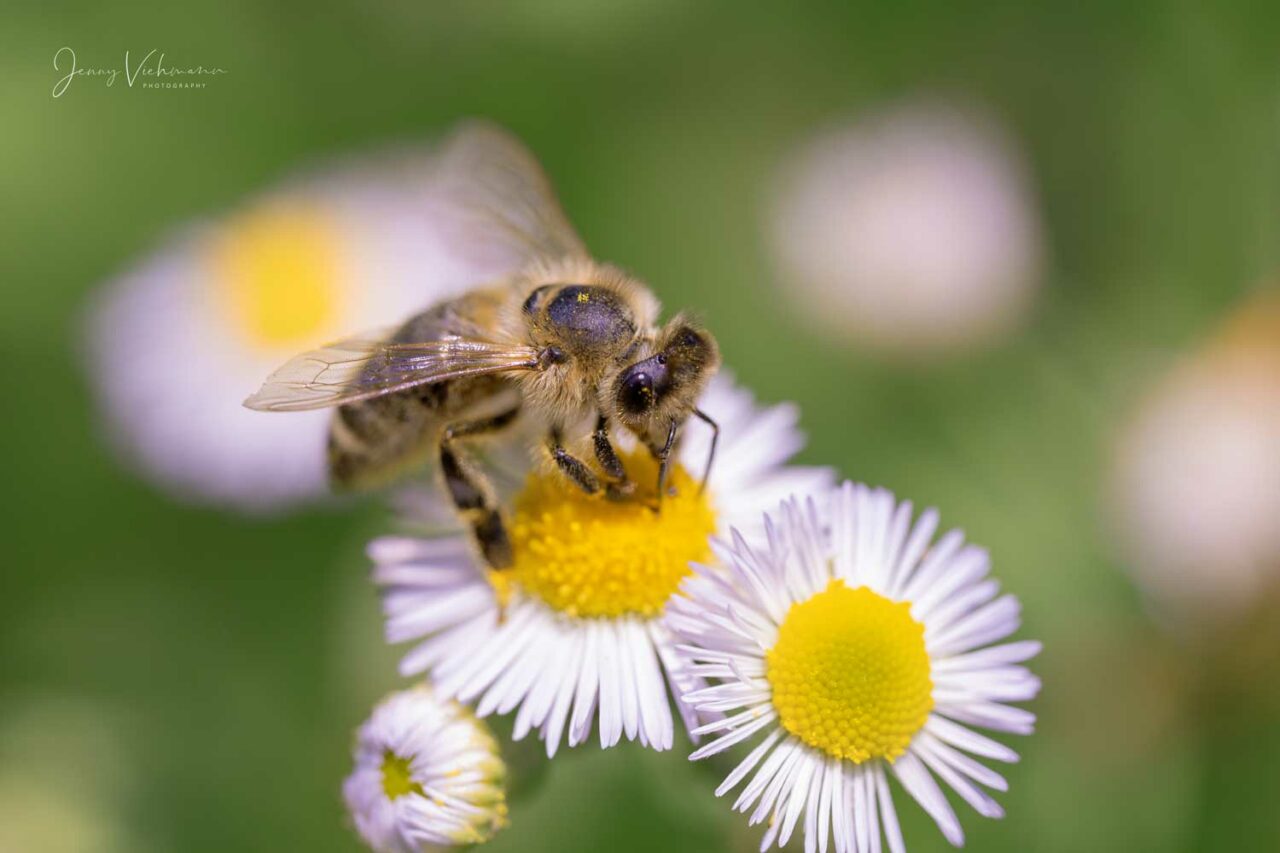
[770,102,1043,357]
[669,483,1041,852]
[372,374,834,756]
[343,686,507,851]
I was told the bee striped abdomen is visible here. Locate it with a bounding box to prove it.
[328,389,441,491]
[326,294,509,492]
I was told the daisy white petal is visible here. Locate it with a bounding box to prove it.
[670,482,1040,850]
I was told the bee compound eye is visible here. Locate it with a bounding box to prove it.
[620,370,655,415]
[617,353,670,416]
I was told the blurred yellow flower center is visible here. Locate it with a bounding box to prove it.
[493,449,715,618]
[766,580,933,763]
[212,202,342,348]
[380,750,423,800]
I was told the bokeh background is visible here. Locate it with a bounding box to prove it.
[5,2,1280,851]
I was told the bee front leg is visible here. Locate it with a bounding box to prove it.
[549,427,601,496]
[593,415,635,501]
[638,421,679,510]
[653,421,678,510]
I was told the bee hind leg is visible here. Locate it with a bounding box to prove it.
[440,407,521,570]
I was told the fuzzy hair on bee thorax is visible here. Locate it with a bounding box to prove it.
[503,257,662,428]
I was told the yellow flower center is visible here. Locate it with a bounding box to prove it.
[211,201,343,349]
[380,750,424,800]
[494,449,716,618]
[766,580,933,763]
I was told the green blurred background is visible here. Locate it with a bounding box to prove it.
[4,2,1280,851]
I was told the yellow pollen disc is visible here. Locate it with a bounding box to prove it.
[211,201,343,348]
[766,580,933,763]
[502,449,716,618]
[380,750,424,800]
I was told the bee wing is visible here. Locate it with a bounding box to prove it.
[242,331,540,412]
[430,120,589,269]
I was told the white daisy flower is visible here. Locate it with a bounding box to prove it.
[770,102,1043,357]
[371,373,835,756]
[667,482,1041,852]
[343,685,507,851]
[84,150,503,512]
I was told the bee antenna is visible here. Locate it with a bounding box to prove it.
[693,408,719,495]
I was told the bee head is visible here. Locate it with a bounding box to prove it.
[613,315,719,431]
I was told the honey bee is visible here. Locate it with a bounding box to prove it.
[244,122,721,569]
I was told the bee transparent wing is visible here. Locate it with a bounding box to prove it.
[430,120,589,269]
[243,331,540,412]
[243,122,579,413]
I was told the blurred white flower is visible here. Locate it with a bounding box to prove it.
[84,148,504,512]
[770,102,1044,356]
[1111,292,1280,626]
[344,685,507,851]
